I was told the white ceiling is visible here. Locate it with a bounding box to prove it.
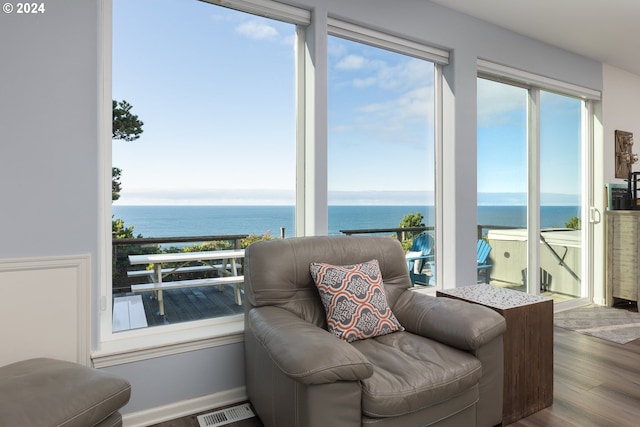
[429,0,640,76]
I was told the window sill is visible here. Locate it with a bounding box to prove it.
[92,315,244,368]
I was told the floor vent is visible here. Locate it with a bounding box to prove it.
[197,403,255,427]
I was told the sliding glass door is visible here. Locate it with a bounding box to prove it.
[477,77,589,304]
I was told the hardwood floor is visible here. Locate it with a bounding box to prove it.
[151,327,640,427]
[508,327,640,427]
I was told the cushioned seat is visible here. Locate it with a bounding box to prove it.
[0,358,131,427]
[353,332,482,417]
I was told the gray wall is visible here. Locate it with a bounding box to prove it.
[100,344,245,413]
[0,0,602,414]
[0,1,99,259]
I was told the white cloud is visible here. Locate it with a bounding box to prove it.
[355,86,434,129]
[115,188,295,206]
[374,58,430,91]
[235,21,279,40]
[396,87,433,118]
[328,39,348,58]
[477,78,526,127]
[336,54,367,70]
[353,77,377,88]
[333,53,435,131]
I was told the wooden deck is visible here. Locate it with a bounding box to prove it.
[114,284,244,330]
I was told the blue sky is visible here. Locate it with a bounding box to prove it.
[113,0,297,205]
[327,36,434,205]
[113,0,434,206]
[113,0,581,206]
[477,78,582,205]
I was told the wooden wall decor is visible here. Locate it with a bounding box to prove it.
[615,130,635,178]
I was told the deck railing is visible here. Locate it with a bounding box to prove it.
[340,226,431,242]
[340,224,523,241]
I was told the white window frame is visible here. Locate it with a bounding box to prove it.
[327,18,449,65]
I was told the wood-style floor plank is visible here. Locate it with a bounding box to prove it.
[151,327,640,427]
[508,327,640,427]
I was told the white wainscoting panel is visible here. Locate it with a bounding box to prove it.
[0,254,90,367]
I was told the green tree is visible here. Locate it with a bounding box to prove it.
[564,216,581,230]
[399,212,425,251]
[113,100,144,142]
[112,217,140,239]
[112,167,123,201]
[112,99,144,202]
[111,216,145,290]
[241,231,276,248]
[111,99,144,236]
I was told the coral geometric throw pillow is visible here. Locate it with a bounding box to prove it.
[309,259,404,343]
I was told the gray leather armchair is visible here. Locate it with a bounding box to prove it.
[244,236,506,427]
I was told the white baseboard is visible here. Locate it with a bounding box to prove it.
[122,386,247,427]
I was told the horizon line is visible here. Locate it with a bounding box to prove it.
[112,203,581,207]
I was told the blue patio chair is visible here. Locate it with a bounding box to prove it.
[405,232,435,286]
[477,239,492,283]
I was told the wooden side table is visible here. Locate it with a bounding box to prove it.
[437,284,553,425]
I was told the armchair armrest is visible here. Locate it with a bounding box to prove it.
[392,290,506,351]
[247,306,373,385]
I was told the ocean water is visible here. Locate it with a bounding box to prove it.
[112,205,580,238]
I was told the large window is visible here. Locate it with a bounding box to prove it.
[327,35,437,285]
[101,0,449,356]
[110,0,296,331]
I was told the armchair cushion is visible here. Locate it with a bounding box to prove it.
[310,259,404,343]
[353,332,482,417]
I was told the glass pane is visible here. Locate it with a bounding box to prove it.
[477,78,528,290]
[111,0,296,330]
[540,91,582,301]
[327,35,436,286]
